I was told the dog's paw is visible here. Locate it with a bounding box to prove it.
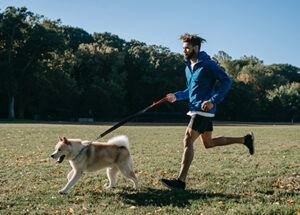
[58,189,67,195]
[104,184,116,189]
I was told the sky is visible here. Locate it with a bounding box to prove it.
[1,0,300,68]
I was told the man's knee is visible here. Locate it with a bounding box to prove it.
[203,140,214,149]
[202,139,214,148]
[200,132,215,149]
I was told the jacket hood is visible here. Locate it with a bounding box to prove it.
[185,51,211,65]
[197,51,211,62]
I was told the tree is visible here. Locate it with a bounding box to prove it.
[218,81,258,121]
[268,64,300,83]
[93,32,126,51]
[123,40,185,116]
[213,51,232,63]
[0,7,64,119]
[0,7,33,119]
[72,42,127,118]
[35,50,79,120]
[266,82,300,121]
[62,26,93,50]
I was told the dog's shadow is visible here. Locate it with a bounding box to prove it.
[117,187,241,208]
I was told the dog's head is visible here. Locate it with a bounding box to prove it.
[50,137,73,163]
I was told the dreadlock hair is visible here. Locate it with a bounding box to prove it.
[179,33,206,49]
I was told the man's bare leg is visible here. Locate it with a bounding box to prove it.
[161,130,255,190]
[201,131,244,148]
[177,127,201,182]
[201,131,255,154]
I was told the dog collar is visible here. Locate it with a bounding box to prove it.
[72,145,89,161]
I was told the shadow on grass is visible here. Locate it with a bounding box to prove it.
[118,187,241,208]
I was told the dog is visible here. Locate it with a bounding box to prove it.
[50,135,138,194]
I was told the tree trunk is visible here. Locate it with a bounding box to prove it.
[7,25,17,120]
[8,96,15,120]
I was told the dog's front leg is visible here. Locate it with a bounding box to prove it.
[59,171,82,194]
[67,170,74,181]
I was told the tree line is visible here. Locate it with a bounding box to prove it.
[1,7,299,122]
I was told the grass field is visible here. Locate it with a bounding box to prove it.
[0,123,299,214]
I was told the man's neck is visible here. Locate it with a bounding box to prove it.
[190,57,197,64]
[190,51,199,64]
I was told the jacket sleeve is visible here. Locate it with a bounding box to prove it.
[209,62,232,104]
[174,88,189,101]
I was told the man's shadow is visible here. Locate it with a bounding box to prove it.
[118,187,241,208]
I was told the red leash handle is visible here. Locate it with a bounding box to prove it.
[143,97,168,112]
[149,97,168,109]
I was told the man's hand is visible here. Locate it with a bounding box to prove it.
[201,101,214,111]
[166,93,176,103]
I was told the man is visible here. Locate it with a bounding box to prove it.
[160,33,254,190]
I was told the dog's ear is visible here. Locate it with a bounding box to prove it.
[59,136,63,141]
[63,137,70,145]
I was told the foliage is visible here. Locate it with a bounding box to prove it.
[266,83,300,120]
[73,42,127,117]
[217,81,258,121]
[62,25,93,50]
[0,6,299,122]
[0,7,65,119]
[93,32,126,50]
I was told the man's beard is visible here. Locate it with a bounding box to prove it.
[184,49,197,61]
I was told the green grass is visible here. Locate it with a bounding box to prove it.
[0,123,299,214]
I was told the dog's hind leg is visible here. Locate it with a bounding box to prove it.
[106,167,118,188]
[118,158,138,189]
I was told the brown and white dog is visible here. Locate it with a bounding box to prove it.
[50,135,138,194]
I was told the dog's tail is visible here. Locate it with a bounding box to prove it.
[107,135,129,149]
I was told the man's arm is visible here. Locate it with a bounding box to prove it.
[209,62,232,105]
[166,88,189,103]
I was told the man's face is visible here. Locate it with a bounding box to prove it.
[183,42,198,61]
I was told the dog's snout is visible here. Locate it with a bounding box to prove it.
[51,154,54,158]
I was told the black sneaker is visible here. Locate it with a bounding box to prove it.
[160,178,186,190]
[244,132,255,155]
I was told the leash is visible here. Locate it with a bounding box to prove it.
[95,97,167,141]
[73,97,167,161]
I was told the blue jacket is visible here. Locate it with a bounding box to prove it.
[175,51,232,116]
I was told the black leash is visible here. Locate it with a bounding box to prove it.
[95,97,167,141]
